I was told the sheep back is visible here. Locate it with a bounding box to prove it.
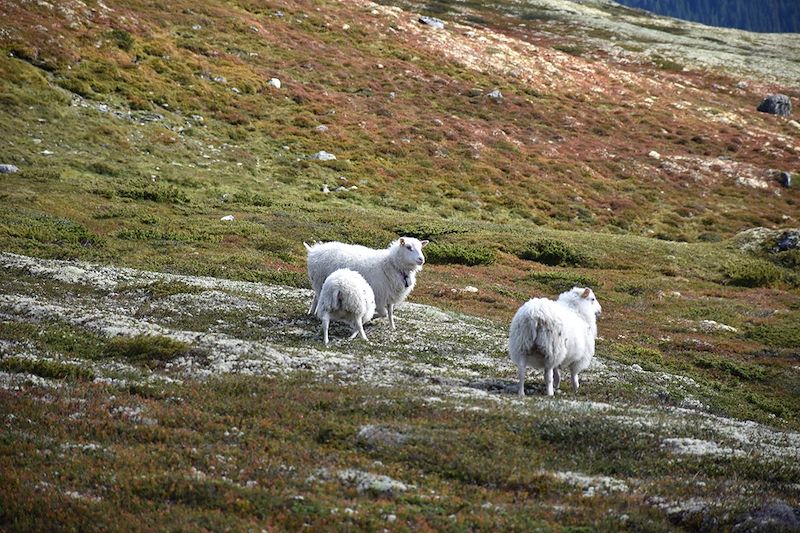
[509,297,595,372]
[315,268,376,324]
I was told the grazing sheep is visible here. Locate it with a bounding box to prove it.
[304,237,428,330]
[316,268,376,345]
[508,287,602,397]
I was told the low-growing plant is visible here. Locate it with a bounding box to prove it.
[116,181,190,204]
[744,318,800,349]
[0,356,95,380]
[102,334,192,368]
[608,344,663,371]
[392,221,468,240]
[109,29,135,51]
[517,238,591,267]
[692,354,765,382]
[722,258,782,288]
[425,243,496,266]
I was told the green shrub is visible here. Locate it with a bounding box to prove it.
[518,238,591,267]
[0,357,95,380]
[722,258,782,287]
[693,354,765,382]
[425,243,496,266]
[392,221,468,240]
[116,182,189,204]
[102,335,191,368]
[109,29,134,51]
[745,319,800,349]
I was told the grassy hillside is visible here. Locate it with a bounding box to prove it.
[1,0,799,530]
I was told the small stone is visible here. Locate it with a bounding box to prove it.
[736,81,748,90]
[487,88,503,100]
[192,24,202,30]
[357,425,408,448]
[648,150,661,160]
[757,94,791,117]
[268,78,281,89]
[788,120,800,130]
[733,501,799,532]
[40,150,54,155]
[418,16,445,29]
[776,230,799,252]
[0,164,19,173]
[342,24,350,30]
[220,215,235,221]
[386,514,397,523]
[310,151,336,161]
[321,184,330,193]
[698,320,737,333]
[314,124,329,133]
[462,286,478,293]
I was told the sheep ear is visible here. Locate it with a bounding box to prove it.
[421,240,429,247]
[581,288,591,298]
[399,238,406,246]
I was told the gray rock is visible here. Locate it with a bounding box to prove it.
[0,164,20,174]
[310,151,336,161]
[757,94,791,116]
[487,88,503,100]
[314,124,328,133]
[418,16,444,29]
[357,425,408,448]
[732,501,799,532]
[776,230,799,252]
[778,171,792,188]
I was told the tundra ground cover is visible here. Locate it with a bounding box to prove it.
[1,0,798,529]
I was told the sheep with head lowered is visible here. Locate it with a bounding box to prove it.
[304,237,428,330]
[316,268,376,345]
[508,287,602,397]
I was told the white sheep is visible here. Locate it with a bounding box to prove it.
[508,287,602,397]
[304,237,428,330]
[316,268,376,345]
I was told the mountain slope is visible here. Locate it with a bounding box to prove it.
[1,0,799,529]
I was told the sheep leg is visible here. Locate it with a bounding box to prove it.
[571,371,580,392]
[544,367,555,396]
[552,368,561,393]
[321,314,330,345]
[517,362,526,397]
[387,304,396,330]
[308,294,318,315]
[357,320,368,342]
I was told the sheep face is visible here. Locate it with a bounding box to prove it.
[397,237,428,267]
[579,287,602,315]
